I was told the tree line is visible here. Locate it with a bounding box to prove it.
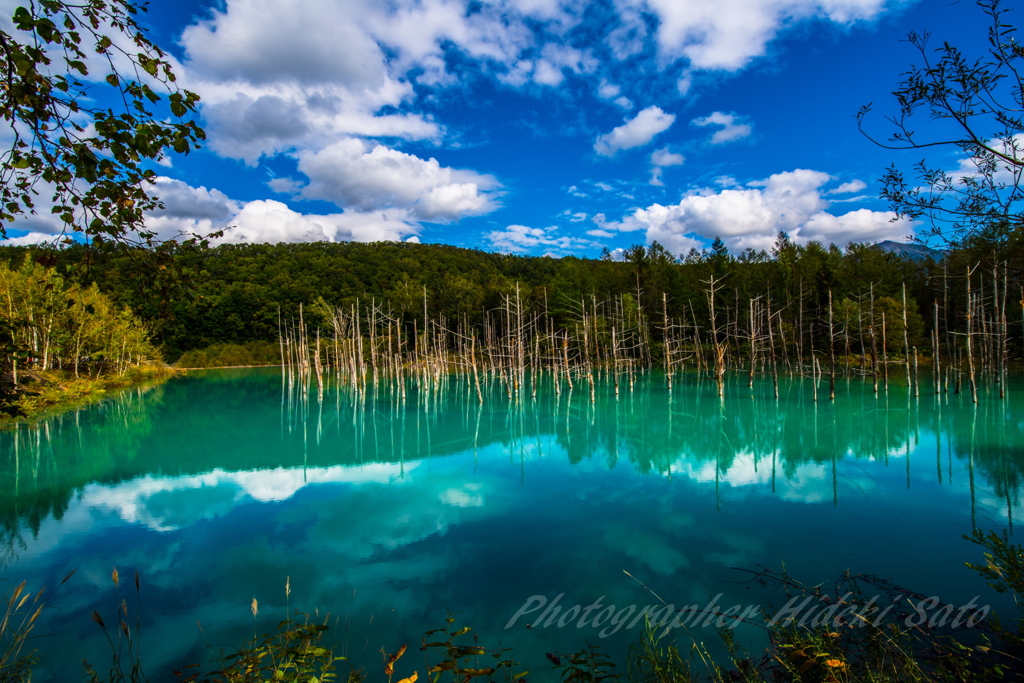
[0,231,1019,388]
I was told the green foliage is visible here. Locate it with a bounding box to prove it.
[548,643,620,683]
[176,342,281,369]
[0,0,204,246]
[965,529,1024,603]
[421,615,527,683]
[627,621,694,683]
[0,256,157,378]
[200,618,344,683]
[6,364,175,422]
[0,236,965,367]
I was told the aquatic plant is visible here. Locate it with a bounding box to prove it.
[6,531,1024,682]
[0,571,73,683]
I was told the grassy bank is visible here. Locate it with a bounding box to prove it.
[0,365,180,427]
[175,341,282,369]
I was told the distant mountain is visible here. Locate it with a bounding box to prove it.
[875,240,945,261]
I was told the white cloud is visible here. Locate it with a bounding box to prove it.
[142,177,421,244]
[2,231,61,246]
[652,148,685,167]
[603,169,913,255]
[152,177,240,221]
[828,179,867,194]
[677,71,694,95]
[13,0,899,168]
[800,208,913,245]
[606,6,648,59]
[197,88,438,164]
[292,138,499,221]
[597,80,633,109]
[595,106,676,156]
[598,80,621,99]
[81,463,419,532]
[486,224,601,254]
[692,111,752,144]
[538,43,598,85]
[649,148,685,186]
[495,43,598,87]
[220,201,420,244]
[177,0,448,162]
[628,0,890,71]
[181,0,387,88]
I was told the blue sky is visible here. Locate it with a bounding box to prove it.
[3,0,1003,257]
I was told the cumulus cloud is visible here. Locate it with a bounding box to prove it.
[486,224,601,254]
[197,88,438,164]
[595,106,676,156]
[291,138,499,221]
[597,80,633,109]
[221,201,421,244]
[143,177,421,245]
[151,177,240,221]
[692,112,752,144]
[42,0,903,250]
[179,0,440,162]
[2,232,61,246]
[82,464,418,532]
[143,0,899,165]
[828,180,868,194]
[629,0,890,71]
[607,6,648,60]
[598,80,621,99]
[652,148,685,167]
[534,43,598,85]
[602,169,913,255]
[650,147,685,185]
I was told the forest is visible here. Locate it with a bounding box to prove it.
[0,229,1018,393]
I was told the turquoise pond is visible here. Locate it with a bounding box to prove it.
[0,367,1022,680]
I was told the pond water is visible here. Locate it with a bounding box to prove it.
[1,367,1022,681]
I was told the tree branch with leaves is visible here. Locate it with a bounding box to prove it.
[0,0,204,247]
[858,0,1024,248]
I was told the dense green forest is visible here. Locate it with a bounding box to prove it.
[0,232,1019,377]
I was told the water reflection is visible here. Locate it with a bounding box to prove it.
[0,369,1020,681]
[2,370,1020,544]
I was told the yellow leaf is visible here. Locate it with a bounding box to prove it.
[396,671,418,683]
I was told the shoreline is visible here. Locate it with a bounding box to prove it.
[178,363,283,370]
[0,365,181,430]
